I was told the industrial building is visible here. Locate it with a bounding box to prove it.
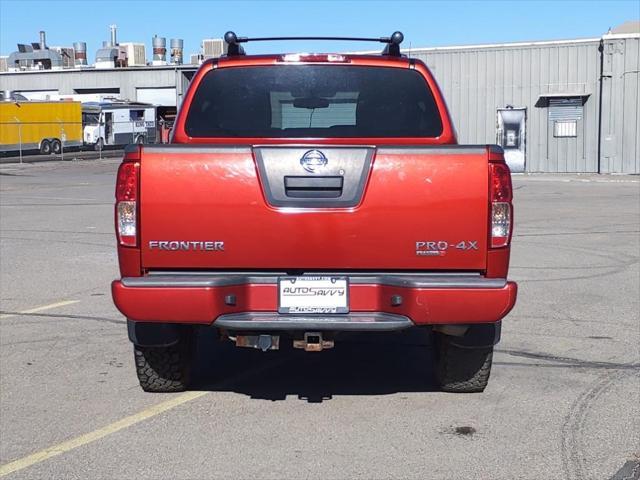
[0,22,638,172]
[0,65,195,143]
[409,21,639,174]
[0,26,198,134]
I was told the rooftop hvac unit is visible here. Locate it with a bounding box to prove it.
[121,42,147,66]
[189,53,203,65]
[202,38,225,59]
[0,56,8,72]
[95,47,119,69]
[50,46,75,68]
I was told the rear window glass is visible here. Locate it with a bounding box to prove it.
[184,65,443,138]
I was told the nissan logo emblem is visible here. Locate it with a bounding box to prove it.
[300,150,328,173]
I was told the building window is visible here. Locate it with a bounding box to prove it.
[554,120,578,137]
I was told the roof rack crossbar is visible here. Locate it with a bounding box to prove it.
[223,31,404,57]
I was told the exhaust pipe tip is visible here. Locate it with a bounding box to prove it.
[235,334,279,351]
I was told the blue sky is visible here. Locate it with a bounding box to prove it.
[0,0,637,58]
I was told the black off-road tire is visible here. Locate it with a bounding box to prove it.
[134,333,193,392]
[434,333,493,393]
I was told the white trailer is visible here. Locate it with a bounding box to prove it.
[82,102,157,150]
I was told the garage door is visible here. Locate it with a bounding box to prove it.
[136,87,177,107]
[15,90,59,100]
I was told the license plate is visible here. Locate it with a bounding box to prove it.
[278,276,349,314]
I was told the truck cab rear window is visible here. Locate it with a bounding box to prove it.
[184,65,443,138]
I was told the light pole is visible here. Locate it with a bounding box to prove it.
[13,116,22,164]
[60,123,66,162]
[56,118,66,161]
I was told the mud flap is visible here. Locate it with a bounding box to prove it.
[127,320,183,347]
[444,321,501,349]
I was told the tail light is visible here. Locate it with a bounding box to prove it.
[115,160,140,247]
[489,161,513,248]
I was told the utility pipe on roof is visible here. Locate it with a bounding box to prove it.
[110,25,118,47]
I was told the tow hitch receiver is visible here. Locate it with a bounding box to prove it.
[235,334,280,351]
[293,332,334,352]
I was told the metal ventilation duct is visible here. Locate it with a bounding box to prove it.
[6,31,63,70]
[110,25,118,47]
[170,38,183,64]
[73,42,87,66]
[152,35,167,65]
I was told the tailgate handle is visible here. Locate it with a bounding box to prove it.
[284,176,344,198]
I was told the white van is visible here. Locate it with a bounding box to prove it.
[82,102,157,150]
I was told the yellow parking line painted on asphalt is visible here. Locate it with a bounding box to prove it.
[0,300,80,319]
[0,391,208,477]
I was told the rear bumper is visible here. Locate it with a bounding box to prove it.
[112,274,517,329]
[215,312,413,331]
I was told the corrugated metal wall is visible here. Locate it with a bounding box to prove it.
[600,36,640,173]
[0,67,195,106]
[411,35,639,173]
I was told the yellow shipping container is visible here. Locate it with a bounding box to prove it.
[0,101,83,154]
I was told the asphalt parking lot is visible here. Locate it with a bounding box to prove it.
[0,158,638,480]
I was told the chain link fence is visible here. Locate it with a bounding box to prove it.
[0,119,161,162]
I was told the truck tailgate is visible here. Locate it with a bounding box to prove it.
[139,146,489,271]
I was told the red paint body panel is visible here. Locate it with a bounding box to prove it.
[139,149,489,270]
[486,248,511,278]
[112,280,517,325]
[117,246,141,277]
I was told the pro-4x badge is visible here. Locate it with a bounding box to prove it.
[416,241,479,256]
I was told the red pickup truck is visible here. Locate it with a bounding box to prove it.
[112,32,517,393]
